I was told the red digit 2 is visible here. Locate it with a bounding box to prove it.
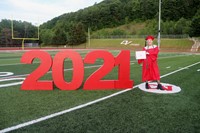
[20,51,53,90]
[83,50,115,90]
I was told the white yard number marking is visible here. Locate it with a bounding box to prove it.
[120,40,132,45]
[0,72,25,88]
[0,72,14,77]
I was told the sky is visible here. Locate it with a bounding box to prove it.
[0,0,104,25]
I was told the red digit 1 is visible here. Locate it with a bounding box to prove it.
[83,50,115,90]
[52,50,84,90]
[115,50,134,88]
[20,51,53,90]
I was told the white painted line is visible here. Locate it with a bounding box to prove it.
[0,65,103,80]
[0,72,13,77]
[0,88,134,133]
[161,61,200,78]
[0,78,25,88]
[0,58,20,61]
[0,62,40,67]
[1,61,200,133]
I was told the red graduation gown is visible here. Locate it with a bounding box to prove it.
[138,46,160,82]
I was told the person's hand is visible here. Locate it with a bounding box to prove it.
[146,52,149,55]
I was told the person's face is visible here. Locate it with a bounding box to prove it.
[146,39,153,46]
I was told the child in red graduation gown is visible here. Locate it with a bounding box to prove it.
[138,35,164,90]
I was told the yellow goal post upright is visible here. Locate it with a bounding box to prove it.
[11,19,39,50]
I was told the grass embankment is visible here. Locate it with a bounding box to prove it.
[85,38,193,52]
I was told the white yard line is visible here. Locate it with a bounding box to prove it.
[160,61,200,78]
[1,61,200,133]
[0,65,103,80]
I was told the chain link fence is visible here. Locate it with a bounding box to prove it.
[91,34,189,39]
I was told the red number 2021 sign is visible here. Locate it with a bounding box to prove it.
[20,50,134,90]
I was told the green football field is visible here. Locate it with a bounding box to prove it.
[0,49,200,133]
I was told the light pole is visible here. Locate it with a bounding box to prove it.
[88,27,90,48]
[158,0,161,48]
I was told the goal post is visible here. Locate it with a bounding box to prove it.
[11,19,39,50]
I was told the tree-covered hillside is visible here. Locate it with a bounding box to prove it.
[39,0,199,45]
[41,0,199,30]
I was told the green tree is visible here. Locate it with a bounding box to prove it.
[162,20,176,34]
[38,0,200,38]
[111,29,127,36]
[190,9,200,36]
[67,22,86,45]
[175,18,191,34]
[40,29,54,45]
[52,21,68,45]
[0,19,11,31]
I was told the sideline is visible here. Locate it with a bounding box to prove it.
[1,61,200,133]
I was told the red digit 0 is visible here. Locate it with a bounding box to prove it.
[52,50,84,90]
[115,50,134,88]
[20,50,53,90]
[83,50,115,90]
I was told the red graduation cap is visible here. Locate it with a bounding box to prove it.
[145,35,154,40]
